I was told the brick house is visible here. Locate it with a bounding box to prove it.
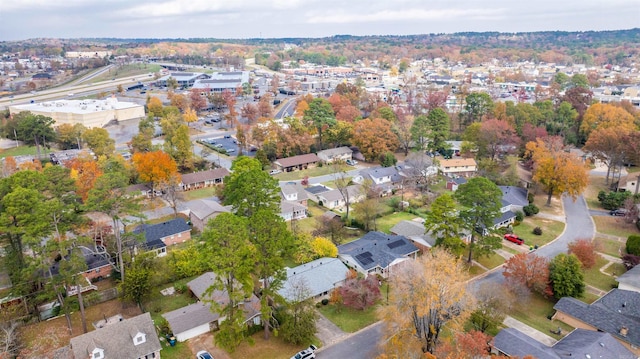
[133,218,192,257]
[274,153,321,172]
[180,168,230,191]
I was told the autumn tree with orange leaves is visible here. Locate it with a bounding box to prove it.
[580,103,636,138]
[583,126,630,184]
[66,154,103,201]
[503,253,550,296]
[132,151,179,192]
[526,138,588,206]
[353,118,398,162]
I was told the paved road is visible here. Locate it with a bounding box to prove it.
[274,98,297,119]
[317,322,382,359]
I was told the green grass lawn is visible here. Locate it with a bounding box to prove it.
[180,187,218,201]
[145,277,199,323]
[603,262,627,277]
[159,341,193,359]
[584,176,610,210]
[580,292,600,304]
[317,303,379,333]
[513,218,565,247]
[583,256,619,292]
[375,211,420,234]
[0,145,38,159]
[594,237,625,257]
[466,263,487,276]
[593,216,640,238]
[91,63,163,82]
[273,165,350,181]
[509,292,574,340]
[474,252,505,270]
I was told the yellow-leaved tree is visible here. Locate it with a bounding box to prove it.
[183,107,198,127]
[378,249,473,357]
[310,237,338,258]
[580,103,635,138]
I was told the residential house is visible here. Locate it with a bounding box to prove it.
[444,140,463,156]
[133,218,191,257]
[316,146,353,163]
[278,258,349,302]
[280,183,309,221]
[70,312,162,359]
[124,183,154,199]
[180,168,229,191]
[446,177,467,191]
[274,153,321,172]
[48,245,112,294]
[438,158,477,178]
[354,166,403,196]
[492,327,636,359]
[499,185,529,212]
[389,220,435,252]
[187,199,231,231]
[616,265,640,293]
[162,272,261,342]
[338,231,419,278]
[553,289,640,355]
[494,199,518,229]
[619,174,640,194]
[312,185,364,210]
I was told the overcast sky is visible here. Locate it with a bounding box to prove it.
[1,0,638,41]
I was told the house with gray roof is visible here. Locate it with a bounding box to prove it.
[274,153,321,172]
[133,218,191,257]
[617,265,640,293]
[162,272,261,342]
[278,257,349,302]
[338,231,419,278]
[316,146,353,163]
[70,312,161,359]
[499,185,529,211]
[553,289,640,356]
[187,199,231,231]
[313,185,364,210]
[180,168,229,191]
[389,220,435,252]
[280,183,309,221]
[492,327,636,359]
[353,166,404,196]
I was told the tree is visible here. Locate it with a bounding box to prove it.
[392,111,414,156]
[581,103,636,138]
[526,139,588,206]
[314,215,346,245]
[470,283,514,334]
[325,121,354,148]
[379,249,472,356]
[223,157,280,217]
[333,168,355,220]
[503,253,550,295]
[129,117,155,153]
[476,119,520,161]
[278,277,317,346]
[82,127,115,157]
[240,103,259,124]
[424,193,466,257]
[121,252,155,311]
[66,155,103,202]
[183,107,198,127]
[454,177,503,263]
[147,96,164,118]
[549,253,585,299]
[340,276,380,310]
[189,88,207,111]
[303,98,336,149]
[584,126,629,185]
[410,114,430,151]
[464,92,494,125]
[12,111,56,159]
[56,123,85,150]
[309,236,338,259]
[426,108,450,152]
[132,150,179,192]
[567,239,598,269]
[353,118,398,163]
[201,213,254,351]
[352,197,382,232]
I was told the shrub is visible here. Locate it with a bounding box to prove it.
[567,239,598,269]
[598,190,631,210]
[174,283,188,294]
[626,235,640,256]
[527,192,535,204]
[321,298,329,305]
[515,211,524,222]
[523,204,539,216]
[533,227,543,235]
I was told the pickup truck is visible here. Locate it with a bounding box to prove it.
[504,234,524,245]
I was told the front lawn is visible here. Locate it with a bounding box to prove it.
[512,218,565,247]
[594,236,625,258]
[593,216,640,238]
[0,145,38,159]
[317,303,379,333]
[509,292,574,341]
[273,165,350,181]
[584,176,610,210]
[583,256,618,292]
[180,187,218,201]
[159,341,193,359]
[603,262,627,277]
[532,193,564,217]
[474,252,505,270]
[230,331,312,359]
[375,211,421,234]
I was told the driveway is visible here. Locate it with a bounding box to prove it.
[187,332,231,359]
[315,311,347,346]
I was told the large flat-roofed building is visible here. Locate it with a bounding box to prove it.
[192,71,250,93]
[156,71,210,88]
[9,98,145,128]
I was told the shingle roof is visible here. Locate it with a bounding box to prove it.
[274,153,321,168]
[70,312,161,359]
[554,289,640,347]
[187,199,229,220]
[338,231,418,271]
[49,246,112,277]
[162,301,219,334]
[278,258,348,302]
[552,329,637,359]
[180,168,230,185]
[317,146,352,158]
[499,186,529,207]
[492,328,559,359]
[133,218,191,243]
[362,166,399,180]
[616,265,640,290]
[493,210,516,226]
[390,220,425,237]
[439,158,477,167]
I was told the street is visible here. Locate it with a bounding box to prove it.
[316,322,382,359]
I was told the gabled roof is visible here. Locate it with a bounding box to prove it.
[338,231,418,271]
[280,182,309,201]
[439,158,477,168]
[554,289,640,347]
[499,186,529,207]
[616,265,640,290]
[278,258,348,302]
[317,185,362,203]
[49,246,112,277]
[274,153,321,168]
[493,210,516,226]
[187,199,230,220]
[552,329,636,359]
[492,328,559,359]
[389,220,437,248]
[180,168,230,185]
[162,301,219,334]
[70,312,161,359]
[316,146,353,158]
[133,218,191,243]
[280,201,307,215]
[361,166,399,180]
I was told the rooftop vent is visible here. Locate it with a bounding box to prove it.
[620,326,628,337]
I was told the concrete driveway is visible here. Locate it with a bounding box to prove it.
[315,311,347,346]
[187,332,231,359]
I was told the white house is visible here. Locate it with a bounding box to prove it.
[316,146,353,163]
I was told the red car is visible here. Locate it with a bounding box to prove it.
[504,234,524,245]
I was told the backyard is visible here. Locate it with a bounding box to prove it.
[0,145,38,159]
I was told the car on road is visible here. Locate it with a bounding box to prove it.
[290,345,317,359]
[269,169,282,175]
[196,350,213,359]
[610,208,628,216]
[226,148,235,153]
[504,233,524,245]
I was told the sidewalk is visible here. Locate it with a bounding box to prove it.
[503,316,557,346]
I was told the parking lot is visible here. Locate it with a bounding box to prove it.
[199,135,255,157]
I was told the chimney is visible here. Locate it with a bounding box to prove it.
[620,326,628,337]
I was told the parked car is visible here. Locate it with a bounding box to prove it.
[346,159,358,166]
[610,208,628,216]
[196,350,213,359]
[226,148,235,153]
[269,169,282,175]
[290,345,317,359]
[504,234,524,245]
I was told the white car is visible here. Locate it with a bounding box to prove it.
[269,169,282,175]
[196,350,213,359]
[290,345,317,359]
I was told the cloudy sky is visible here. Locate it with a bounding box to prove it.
[1,0,638,41]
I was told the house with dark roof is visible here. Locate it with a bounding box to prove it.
[553,289,640,355]
[133,218,191,257]
[280,183,309,221]
[162,272,261,342]
[278,258,349,302]
[389,220,435,252]
[338,231,419,278]
[492,327,636,359]
[316,146,353,163]
[180,168,229,191]
[354,167,403,196]
[446,176,467,191]
[499,185,529,212]
[617,265,640,293]
[187,199,231,231]
[274,153,321,172]
[70,312,162,359]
